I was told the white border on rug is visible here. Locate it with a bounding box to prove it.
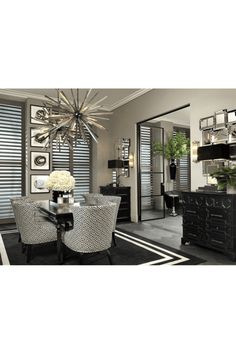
[115,230,190,265]
[0,234,10,265]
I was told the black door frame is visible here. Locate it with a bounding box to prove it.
[136,103,190,222]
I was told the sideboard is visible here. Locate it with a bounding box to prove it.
[100,186,131,222]
[181,191,236,261]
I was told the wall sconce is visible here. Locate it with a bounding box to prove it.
[129,153,134,168]
[192,141,200,162]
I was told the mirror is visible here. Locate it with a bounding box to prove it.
[121,138,130,177]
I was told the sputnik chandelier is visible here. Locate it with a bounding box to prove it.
[33,89,112,149]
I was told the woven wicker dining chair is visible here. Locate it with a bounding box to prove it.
[13,201,57,263]
[62,203,116,265]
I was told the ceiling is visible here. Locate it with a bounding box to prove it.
[0,88,151,111]
[149,106,190,127]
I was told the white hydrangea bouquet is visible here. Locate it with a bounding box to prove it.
[46,171,75,192]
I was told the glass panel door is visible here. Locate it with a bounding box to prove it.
[138,124,165,221]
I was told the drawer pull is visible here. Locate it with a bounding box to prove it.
[186,210,197,214]
[211,213,223,218]
[188,232,197,237]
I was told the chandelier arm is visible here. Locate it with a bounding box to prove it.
[49,130,59,147]
[45,95,60,106]
[88,111,112,115]
[87,96,108,109]
[75,121,78,147]
[89,121,106,130]
[77,89,79,108]
[45,100,70,114]
[81,119,98,143]
[42,104,50,115]
[78,120,89,144]
[59,91,75,112]
[87,116,110,121]
[83,91,99,108]
[83,104,107,113]
[79,89,92,112]
[71,89,77,110]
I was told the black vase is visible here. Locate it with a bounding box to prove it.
[52,190,63,203]
[169,159,176,180]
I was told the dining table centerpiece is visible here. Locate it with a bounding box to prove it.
[46,171,75,204]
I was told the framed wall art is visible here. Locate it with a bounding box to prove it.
[30,151,50,171]
[30,105,46,125]
[214,109,227,130]
[30,128,49,148]
[199,115,215,131]
[30,175,49,193]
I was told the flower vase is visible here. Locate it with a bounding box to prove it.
[52,190,64,203]
[62,191,70,204]
[169,159,177,180]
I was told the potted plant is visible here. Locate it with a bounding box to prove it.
[153,132,190,180]
[210,166,236,193]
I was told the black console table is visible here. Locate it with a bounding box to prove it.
[181,191,236,260]
[100,186,131,222]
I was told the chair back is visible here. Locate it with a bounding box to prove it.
[10,197,32,231]
[95,195,121,231]
[12,201,57,245]
[63,203,116,253]
[82,193,103,205]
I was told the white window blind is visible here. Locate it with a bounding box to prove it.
[52,136,91,202]
[72,140,91,201]
[0,101,24,221]
[140,126,152,206]
[173,127,191,191]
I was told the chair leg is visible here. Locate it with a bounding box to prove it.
[22,243,26,254]
[59,244,64,265]
[78,253,84,265]
[112,232,117,247]
[18,233,21,243]
[26,245,32,264]
[106,249,113,265]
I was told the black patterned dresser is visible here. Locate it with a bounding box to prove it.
[100,186,131,222]
[181,191,236,260]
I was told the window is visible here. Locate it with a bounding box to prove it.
[173,126,191,191]
[52,135,92,202]
[0,100,25,222]
[140,125,152,207]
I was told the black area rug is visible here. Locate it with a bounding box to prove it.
[0,228,206,266]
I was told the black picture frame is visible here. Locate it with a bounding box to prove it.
[30,104,46,125]
[30,174,50,194]
[30,127,49,148]
[30,151,50,171]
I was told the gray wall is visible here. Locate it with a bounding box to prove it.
[108,89,236,221]
[3,89,236,220]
